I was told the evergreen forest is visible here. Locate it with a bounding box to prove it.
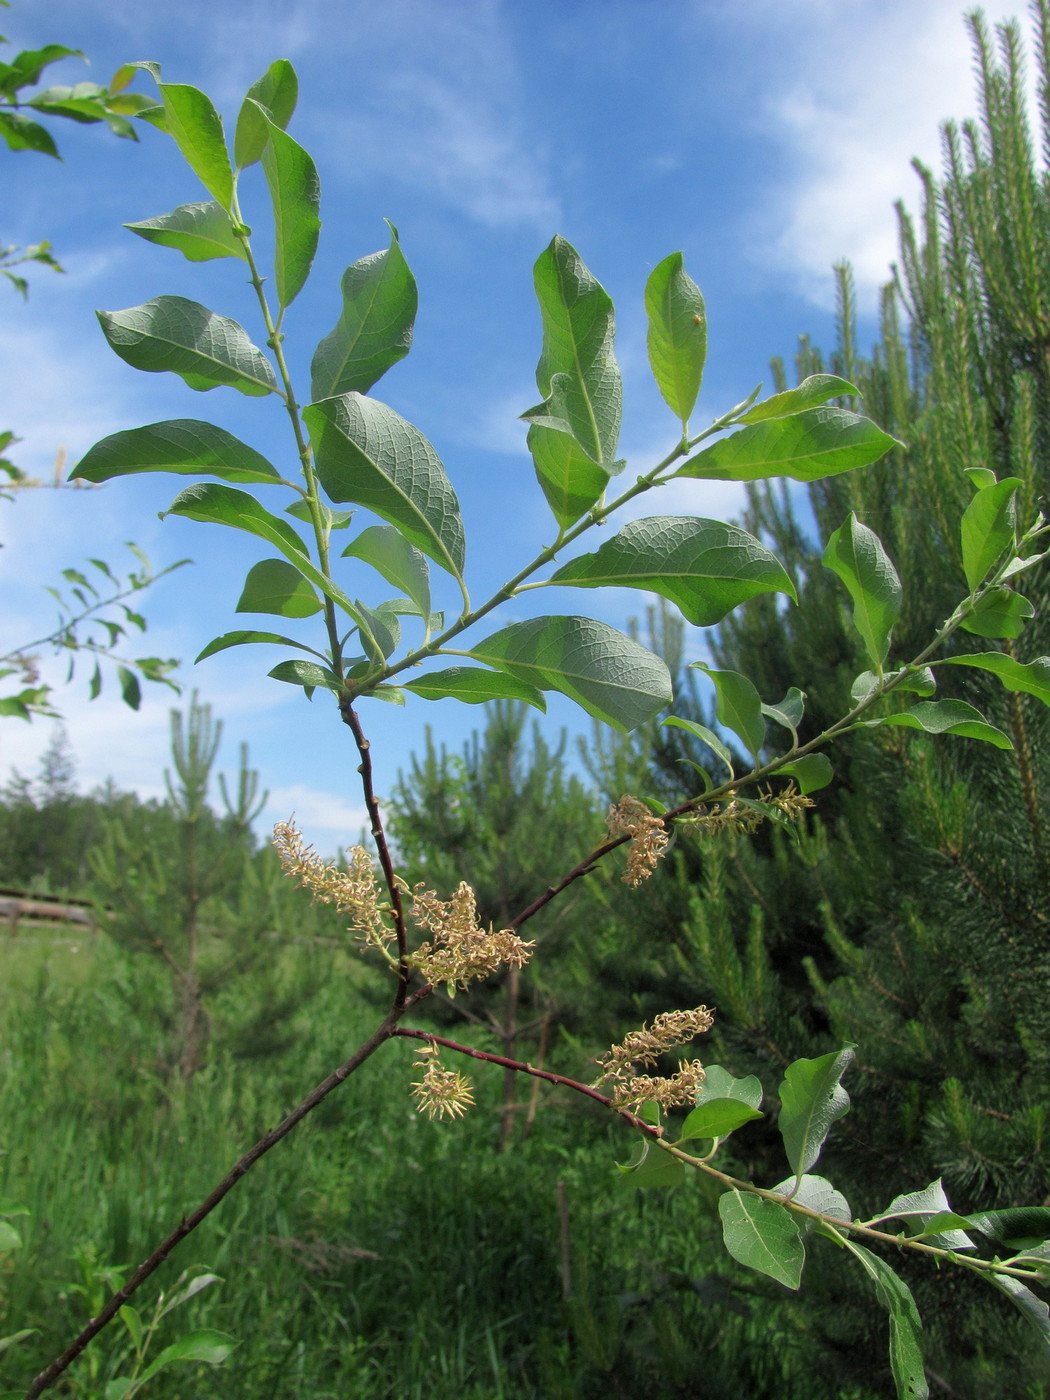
[2,6,1050,1400]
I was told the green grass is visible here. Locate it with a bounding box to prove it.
[0,929,1007,1400]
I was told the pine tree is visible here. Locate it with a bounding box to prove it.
[640,5,1050,1391]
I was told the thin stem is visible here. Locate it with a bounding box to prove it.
[23,995,431,1400]
[402,1031,1048,1287]
[391,1028,653,1133]
[231,205,345,674]
[10,561,188,659]
[339,700,411,1003]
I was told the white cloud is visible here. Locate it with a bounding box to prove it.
[737,0,1034,308]
[262,784,369,847]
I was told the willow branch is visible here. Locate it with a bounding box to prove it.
[339,700,411,1004]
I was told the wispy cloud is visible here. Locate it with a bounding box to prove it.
[733,0,1032,309]
[307,1,560,231]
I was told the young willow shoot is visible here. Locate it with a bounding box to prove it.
[20,57,1050,1400]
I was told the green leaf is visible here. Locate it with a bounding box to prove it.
[771,1173,852,1222]
[778,1047,853,1176]
[236,559,322,618]
[617,1137,684,1188]
[660,716,733,784]
[27,84,107,124]
[823,513,901,669]
[737,374,859,424]
[0,110,59,157]
[0,1330,36,1358]
[305,392,465,579]
[269,659,342,693]
[762,686,805,735]
[157,83,232,208]
[97,297,277,397]
[692,664,765,758]
[526,422,609,531]
[467,615,672,733]
[777,753,833,796]
[966,1206,1050,1248]
[839,1240,928,1399]
[253,100,320,307]
[72,420,280,484]
[679,1065,764,1142]
[870,1180,974,1251]
[138,1330,236,1384]
[196,630,325,663]
[310,226,418,400]
[119,1305,144,1354]
[342,524,430,619]
[117,666,141,710]
[549,517,796,626]
[286,498,353,530]
[960,476,1021,592]
[982,1274,1050,1355]
[0,1200,29,1217]
[234,60,298,167]
[718,1190,805,1289]
[403,666,547,710]
[938,653,1050,706]
[528,236,621,466]
[661,715,735,780]
[676,408,898,484]
[162,481,306,556]
[895,666,937,696]
[0,45,82,96]
[158,1270,223,1319]
[354,598,400,663]
[868,699,1012,750]
[959,587,1035,639]
[0,1220,22,1251]
[645,251,706,424]
[124,202,247,262]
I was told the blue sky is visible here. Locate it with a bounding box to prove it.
[0,0,1027,848]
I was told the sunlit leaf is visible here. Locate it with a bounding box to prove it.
[467,615,672,732]
[311,225,417,399]
[823,513,901,669]
[98,297,277,397]
[253,100,320,307]
[959,587,1035,639]
[676,408,898,484]
[775,753,833,795]
[234,59,297,167]
[960,476,1021,592]
[342,523,430,618]
[737,374,859,424]
[692,664,765,758]
[549,516,796,626]
[645,251,706,425]
[305,392,465,579]
[236,559,323,617]
[157,83,233,208]
[72,420,280,484]
[528,235,621,467]
[125,201,246,262]
[839,1239,928,1400]
[403,666,546,710]
[526,422,609,531]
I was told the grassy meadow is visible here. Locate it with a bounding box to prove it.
[0,922,843,1400]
